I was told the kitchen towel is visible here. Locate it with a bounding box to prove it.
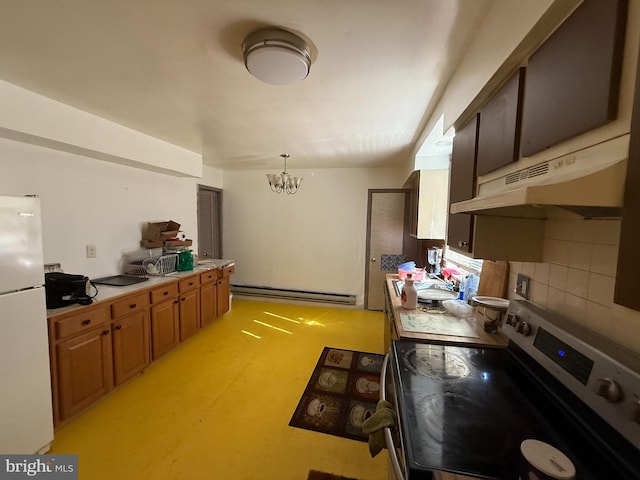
[361,399,398,457]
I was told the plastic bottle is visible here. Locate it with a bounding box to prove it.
[465,274,478,304]
[401,274,418,309]
[458,275,467,300]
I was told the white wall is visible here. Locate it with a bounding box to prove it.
[222,168,405,305]
[0,137,222,278]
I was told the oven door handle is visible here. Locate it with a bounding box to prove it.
[381,352,406,480]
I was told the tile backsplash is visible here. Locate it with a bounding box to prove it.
[507,217,640,355]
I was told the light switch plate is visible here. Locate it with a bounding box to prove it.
[515,273,530,299]
[86,244,96,258]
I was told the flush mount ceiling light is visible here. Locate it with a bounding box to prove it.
[267,154,303,194]
[243,28,311,85]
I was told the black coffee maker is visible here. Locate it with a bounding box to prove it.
[44,272,93,308]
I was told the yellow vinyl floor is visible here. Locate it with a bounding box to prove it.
[50,298,389,480]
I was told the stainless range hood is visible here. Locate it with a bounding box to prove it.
[450,135,629,219]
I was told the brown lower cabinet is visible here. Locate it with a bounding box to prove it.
[53,305,113,423]
[216,264,234,316]
[150,297,180,361]
[178,274,201,341]
[111,310,150,386]
[48,267,233,425]
[200,270,217,327]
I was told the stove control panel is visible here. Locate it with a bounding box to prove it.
[503,300,640,450]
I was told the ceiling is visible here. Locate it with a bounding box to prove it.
[0,0,491,171]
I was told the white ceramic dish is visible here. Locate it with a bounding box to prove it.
[417,288,458,302]
[471,295,510,310]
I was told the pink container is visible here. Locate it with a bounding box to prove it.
[398,268,426,281]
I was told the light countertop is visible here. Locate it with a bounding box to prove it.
[386,274,508,349]
[47,260,235,318]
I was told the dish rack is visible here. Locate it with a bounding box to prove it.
[123,254,178,276]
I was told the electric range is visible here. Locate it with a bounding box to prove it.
[383,300,640,479]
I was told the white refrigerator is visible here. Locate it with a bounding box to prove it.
[0,195,54,454]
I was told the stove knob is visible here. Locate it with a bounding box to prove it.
[505,313,518,326]
[595,378,624,403]
[516,321,532,336]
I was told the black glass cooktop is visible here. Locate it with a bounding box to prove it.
[390,340,637,480]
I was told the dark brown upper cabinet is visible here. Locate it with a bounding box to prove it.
[614,41,640,312]
[476,68,525,176]
[447,114,479,253]
[520,0,628,157]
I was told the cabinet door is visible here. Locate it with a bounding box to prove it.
[614,40,640,311]
[112,310,150,386]
[405,170,419,236]
[520,0,627,156]
[216,277,230,317]
[179,288,201,341]
[476,68,524,176]
[200,281,217,327]
[448,114,478,253]
[56,327,112,421]
[150,298,180,360]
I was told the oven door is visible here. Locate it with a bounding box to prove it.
[381,352,405,480]
[382,352,435,480]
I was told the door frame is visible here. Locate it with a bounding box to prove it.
[364,188,413,310]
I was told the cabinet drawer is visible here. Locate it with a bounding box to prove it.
[150,283,179,304]
[217,265,235,279]
[54,306,110,340]
[199,270,216,284]
[111,293,149,319]
[179,275,200,292]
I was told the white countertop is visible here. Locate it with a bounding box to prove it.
[47,259,235,317]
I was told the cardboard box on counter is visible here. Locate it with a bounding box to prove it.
[140,239,164,248]
[142,221,181,241]
[163,239,193,247]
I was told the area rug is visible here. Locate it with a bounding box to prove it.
[307,470,359,480]
[290,347,385,442]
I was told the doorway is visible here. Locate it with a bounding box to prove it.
[364,189,410,310]
[197,185,222,260]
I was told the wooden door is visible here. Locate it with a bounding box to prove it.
[150,299,180,360]
[198,185,222,260]
[56,328,112,421]
[112,310,150,386]
[179,289,201,341]
[365,190,408,311]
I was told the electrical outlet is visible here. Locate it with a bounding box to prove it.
[86,244,96,258]
[515,273,530,299]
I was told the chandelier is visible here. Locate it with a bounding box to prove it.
[266,154,303,194]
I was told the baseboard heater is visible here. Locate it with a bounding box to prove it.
[231,285,356,305]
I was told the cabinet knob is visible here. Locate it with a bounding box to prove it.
[370,257,376,263]
[101,330,110,335]
[457,240,469,248]
[129,303,137,309]
[115,325,122,330]
[174,300,179,304]
[81,319,91,326]
[163,291,169,296]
